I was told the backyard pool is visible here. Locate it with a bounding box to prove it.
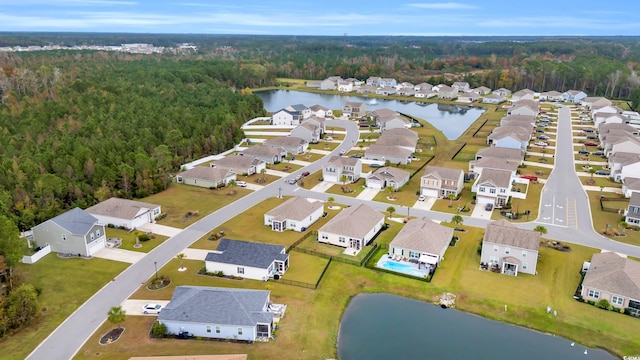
[376,255,429,278]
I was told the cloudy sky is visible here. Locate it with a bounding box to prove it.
[1,0,639,36]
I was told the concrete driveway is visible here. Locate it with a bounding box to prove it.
[180,248,212,261]
[92,247,147,264]
[310,181,334,192]
[120,299,170,316]
[356,187,379,201]
[470,204,493,220]
[137,223,183,237]
[413,197,436,210]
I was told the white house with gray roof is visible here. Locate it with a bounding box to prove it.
[264,197,324,232]
[322,156,362,184]
[263,136,309,155]
[176,166,236,189]
[240,145,287,165]
[85,197,161,230]
[158,286,277,341]
[364,144,413,165]
[205,239,289,281]
[472,169,513,207]
[420,166,464,198]
[31,208,106,257]
[480,220,540,276]
[366,166,410,190]
[581,252,640,315]
[271,104,309,126]
[318,204,385,255]
[290,122,321,144]
[212,154,266,176]
[389,217,454,267]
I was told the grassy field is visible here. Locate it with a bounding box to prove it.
[1,256,129,360]
[105,228,168,252]
[586,190,640,245]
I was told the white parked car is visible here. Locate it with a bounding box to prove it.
[142,303,162,314]
[534,142,548,147]
[236,181,247,187]
[418,194,427,201]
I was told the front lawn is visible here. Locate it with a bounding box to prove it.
[586,191,640,245]
[105,228,168,252]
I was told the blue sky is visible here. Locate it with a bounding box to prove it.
[1,0,640,36]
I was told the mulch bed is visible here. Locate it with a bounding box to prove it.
[100,327,125,345]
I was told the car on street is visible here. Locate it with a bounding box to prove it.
[301,171,310,177]
[534,142,548,147]
[586,135,598,140]
[485,203,493,211]
[578,149,590,155]
[339,149,346,155]
[595,170,610,176]
[583,128,595,132]
[592,151,605,156]
[288,178,297,185]
[520,174,538,181]
[418,194,427,201]
[537,135,550,140]
[142,303,162,314]
[535,129,545,133]
[584,141,599,146]
[295,174,302,181]
[236,181,247,187]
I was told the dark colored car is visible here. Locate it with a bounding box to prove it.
[586,135,598,140]
[584,141,599,146]
[583,128,594,132]
[301,171,310,177]
[578,150,590,155]
[595,170,610,176]
[485,203,493,211]
[592,151,605,156]
[535,129,545,133]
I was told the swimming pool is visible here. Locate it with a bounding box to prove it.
[376,255,429,278]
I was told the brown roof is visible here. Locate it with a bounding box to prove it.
[422,166,463,181]
[265,197,324,222]
[483,220,540,251]
[326,155,360,167]
[380,128,419,140]
[86,197,160,220]
[319,204,384,239]
[178,167,232,183]
[389,217,453,255]
[263,136,308,148]
[582,252,640,300]
[368,108,398,118]
[476,169,513,188]
[213,154,264,171]
[501,114,536,124]
[376,136,416,148]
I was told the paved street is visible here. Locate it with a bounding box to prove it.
[27,116,640,360]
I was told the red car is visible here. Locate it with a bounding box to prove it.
[520,174,538,181]
[584,141,599,147]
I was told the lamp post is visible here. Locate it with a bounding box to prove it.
[278,187,282,198]
[407,206,410,217]
[154,261,158,282]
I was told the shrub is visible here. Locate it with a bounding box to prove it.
[587,300,595,305]
[138,233,151,242]
[215,271,224,277]
[151,321,167,338]
[595,299,612,310]
[624,308,632,315]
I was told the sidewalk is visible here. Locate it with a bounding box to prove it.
[583,186,623,194]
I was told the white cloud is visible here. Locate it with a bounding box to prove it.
[407,2,478,10]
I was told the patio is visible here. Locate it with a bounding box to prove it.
[375,254,432,278]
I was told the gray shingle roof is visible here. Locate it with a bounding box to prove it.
[49,208,98,235]
[265,197,324,222]
[389,217,453,255]
[159,286,273,326]
[365,144,412,158]
[369,166,409,182]
[213,154,264,171]
[476,147,524,161]
[476,168,513,188]
[422,166,463,181]
[85,197,160,221]
[205,239,287,269]
[319,203,384,239]
[178,166,232,183]
[483,220,540,251]
[582,252,640,300]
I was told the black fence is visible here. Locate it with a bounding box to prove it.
[472,119,489,138]
[450,142,467,160]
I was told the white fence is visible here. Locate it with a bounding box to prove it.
[22,243,51,264]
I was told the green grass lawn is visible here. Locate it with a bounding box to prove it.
[429,187,475,215]
[308,141,338,151]
[267,162,302,173]
[586,191,640,245]
[284,252,330,284]
[298,173,323,190]
[2,255,129,360]
[105,228,168,252]
[519,165,551,179]
[579,176,622,188]
[141,184,252,228]
[325,178,367,198]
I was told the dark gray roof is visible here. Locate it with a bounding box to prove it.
[50,207,98,235]
[205,239,288,269]
[159,286,273,326]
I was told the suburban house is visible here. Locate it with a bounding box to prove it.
[469,156,520,178]
[263,137,309,155]
[472,169,513,208]
[594,113,629,128]
[398,81,414,89]
[366,166,410,190]
[623,177,640,198]
[240,145,287,165]
[397,88,415,96]
[377,115,411,130]
[493,88,512,97]
[480,220,540,276]
[364,144,413,165]
[562,89,588,103]
[591,105,622,118]
[290,123,321,143]
[598,124,638,143]
[437,85,458,100]
[582,96,613,109]
[510,89,535,102]
[388,217,454,267]
[471,86,492,95]
[343,102,366,118]
[539,90,562,102]
[376,135,417,152]
[475,147,524,162]
[500,114,536,127]
[381,128,419,141]
[415,89,437,99]
[271,104,309,126]
[420,166,464,198]
[264,197,324,232]
[366,76,381,87]
[85,197,161,230]
[322,156,362,184]
[212,154,266,176]
[507,100,539,117]
[482,93,506,104]
[457,92,480,103]
[308,105,332,119]
[31,208,106,257]
[604,135,640,158]
[376,86,397,96]
[158,286,278,341]
[176,166,236,189]
[317,204,385,254]
[379,78,397,88]
[452,81,470,92]
[357,85,377,94]
[204,239,289,281]
[625,193,640,226]
[487,127,530,151]
[608,152,640,182]
[319,79,337,90]
[302,116,326,134]
[337,79,354,92]
[580,252,640,316]
[414,82,433,91]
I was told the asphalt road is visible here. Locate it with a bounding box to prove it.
[27,117,640,360]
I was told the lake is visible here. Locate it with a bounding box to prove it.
[338,293,615,360]
[255,90,485,140]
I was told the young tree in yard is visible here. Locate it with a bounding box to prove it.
[589,168,596,179]
[327,197,335,207]
[386,206,396,218]
[0,215,25,291]
[447,193,456,207]
[451,215,464,230]
[177,253,186,270]
[340,175,348,185]
[533,225,548,235]
[5,284,40,332]
[107,306,126,329]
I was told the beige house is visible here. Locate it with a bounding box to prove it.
[240,145,287,165]
[343,102,366,118]
[86,197,161,230]
[479,220,540,276]
[475,147,524,162]
[388,217,454,267]
[176,167,236,189]
[375,135,418,152]
[263,136,309,155]
[264,197,324,232]
[364,145,413,165]
[366,166,410,190]
[322,156,362,184]
[472,168,513,207]
[212,154,266,176]
[437,85,458,100]
[290,123,321,144]
[420,166,464,198]
[581,252,640,315]
[317,204,385,255]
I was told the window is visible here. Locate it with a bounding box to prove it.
[206,325,212,333]
[339,236,346,243]
[522,262,528,270]
[493,245,499,252]
[237,267,244,275]
[522,250,527,257]
[321,234,328,240]
[409,251,420,259]
[479,186,485,192]
[238,328,243,335]
[490,188,496,194]
[505,247,510,255]
[500,188,506,193]
[588,289,600,299]
[90,233,95,241]
[489,256,498,265]
[611,295,624,306]
[62,234,67,241]
[96,229,101,237]
[215,326,220,334]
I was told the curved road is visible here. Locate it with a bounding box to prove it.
[27,117,640,360]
